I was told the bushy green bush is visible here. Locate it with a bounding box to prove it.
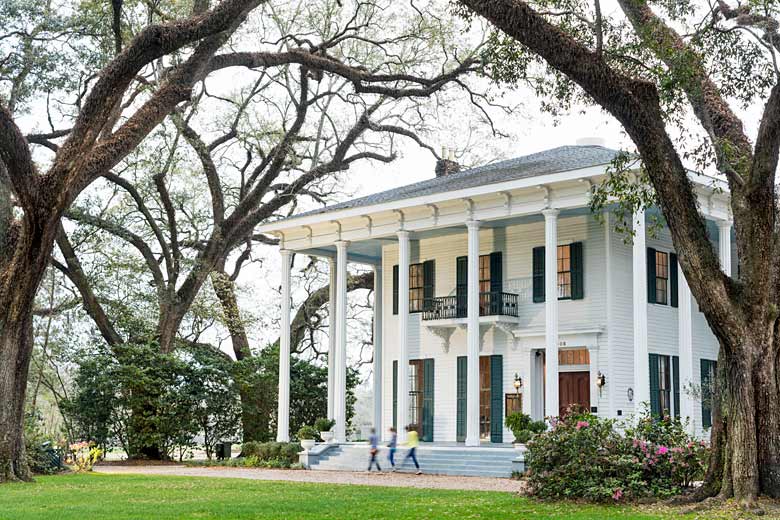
[525,409,707,502]
[505,412,546,443]
[314,418,335,432]
[296,425,318,440]
[240,441,302,467]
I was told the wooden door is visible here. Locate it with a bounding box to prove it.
[479,357,491,439]
[558,371,590,417]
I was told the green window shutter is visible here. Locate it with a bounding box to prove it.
[423,260,435,312]
[392,360,398,429]
[490,355,503,443]
[456,356,467,442]
[532,246,545,303]
[649,353,661,417]
[701,359,717,429]
[647,248,657,304]
[490,252,503,314]
[672,355,680,418]
[456,256,467,318]
[670,253,679,308]
[392,265,399,315]
[571,242,584,300]
[422,359,435,442]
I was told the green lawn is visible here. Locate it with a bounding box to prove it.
[0,473,736,520]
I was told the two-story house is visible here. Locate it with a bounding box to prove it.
[258,144,729,454]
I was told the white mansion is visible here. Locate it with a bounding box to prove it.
[257,144,728,448]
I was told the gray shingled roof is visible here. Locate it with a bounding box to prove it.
[292,145,622,220]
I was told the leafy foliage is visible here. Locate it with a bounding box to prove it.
[505,412,546,443]
[526,409,707,502]
[239,441,302,468]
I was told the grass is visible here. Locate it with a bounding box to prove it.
[0,473,772,520]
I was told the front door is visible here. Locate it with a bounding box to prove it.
[479,357,491,439]
[558,371,590,416]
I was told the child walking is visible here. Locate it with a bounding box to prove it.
[401,425,422,474]
[367,428,381,472]
[387,427,397,471]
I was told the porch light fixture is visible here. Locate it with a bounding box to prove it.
[595,372,606,397]
[513,373,523,392]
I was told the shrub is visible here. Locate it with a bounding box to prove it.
[505,412,546,443]
[67,441,103,473]
[525,408,708,503]
[314,418,335,432]
[296,425,318,440]
[238,441,302,467]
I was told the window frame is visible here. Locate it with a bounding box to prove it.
[557,244,572,300]
[657,355,672,417]
[655,250,669,305]
[408,262,425,313]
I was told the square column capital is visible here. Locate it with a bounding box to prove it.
[542,207,560,220]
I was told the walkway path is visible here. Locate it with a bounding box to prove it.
[95,464,524,493]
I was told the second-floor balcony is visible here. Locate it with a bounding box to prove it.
[421,292,520,321]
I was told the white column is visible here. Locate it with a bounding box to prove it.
[542,208,560,419]
[587,345,599,414]
[396,231,410,443]
[372,265,383,433]
[276,249,292,442]
[465,220,481,446]
[718,220,732,276]
[327,258,337,420]
[632,209,650,410]
[333,241,349,442]
[678,263,695,433]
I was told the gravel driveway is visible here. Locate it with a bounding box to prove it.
[94,464,524,493]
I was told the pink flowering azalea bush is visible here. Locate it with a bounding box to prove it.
[525,406,708,502]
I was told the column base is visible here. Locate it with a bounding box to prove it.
[277,433,290,443]
[464,436,480,447]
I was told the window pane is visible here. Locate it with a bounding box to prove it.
[655,251,669,305]
[557,245,572,298]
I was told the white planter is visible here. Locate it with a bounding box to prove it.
[300,439,316,451]
[514,443,528,455]
[320,431,334,443]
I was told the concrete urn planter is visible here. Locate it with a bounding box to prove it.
[514,443,528,455]
[301,439,316,451]
[320,431,335,443]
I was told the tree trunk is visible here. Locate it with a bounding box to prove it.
[0,317,33,482]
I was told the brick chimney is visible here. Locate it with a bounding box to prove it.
[435,147,461,177]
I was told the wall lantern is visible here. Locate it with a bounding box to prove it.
[513,373,523,393]
[595,372,606,397]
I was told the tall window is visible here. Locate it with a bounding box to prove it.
[408,361,421,429]
[479,255,492,293]
[409,263,424,312]
[557,244,572,299]
[657,355,672,416]
[655,251,669,304]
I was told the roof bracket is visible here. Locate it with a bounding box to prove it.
[499,191,512,215]
[362,215,373,236]
[462,198,474,219]
[393,209,405,230]
[330,220,342,241]
[537,185,551,208]
[426,204,439,226]
[302,225,313,245]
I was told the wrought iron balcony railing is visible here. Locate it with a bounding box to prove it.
[421,292,519,321]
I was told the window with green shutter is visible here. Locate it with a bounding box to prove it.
[422,359,434,442]
[649,353,672,417]
[456,256,467,317]
[670,253,679,308]
[422,260,435,312]
[392,265,399,315]
[701,359,717,429]
[532,246,545,303]
[533,244,584,302]
[649,353,661,416]
[392,360,398,429]
[456,356,467,442]
[647,248,657,304]
[490,355,503,443]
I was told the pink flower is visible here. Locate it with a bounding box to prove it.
[576,421,589,430]
[657,446,669,455]
[613,488,624,501]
